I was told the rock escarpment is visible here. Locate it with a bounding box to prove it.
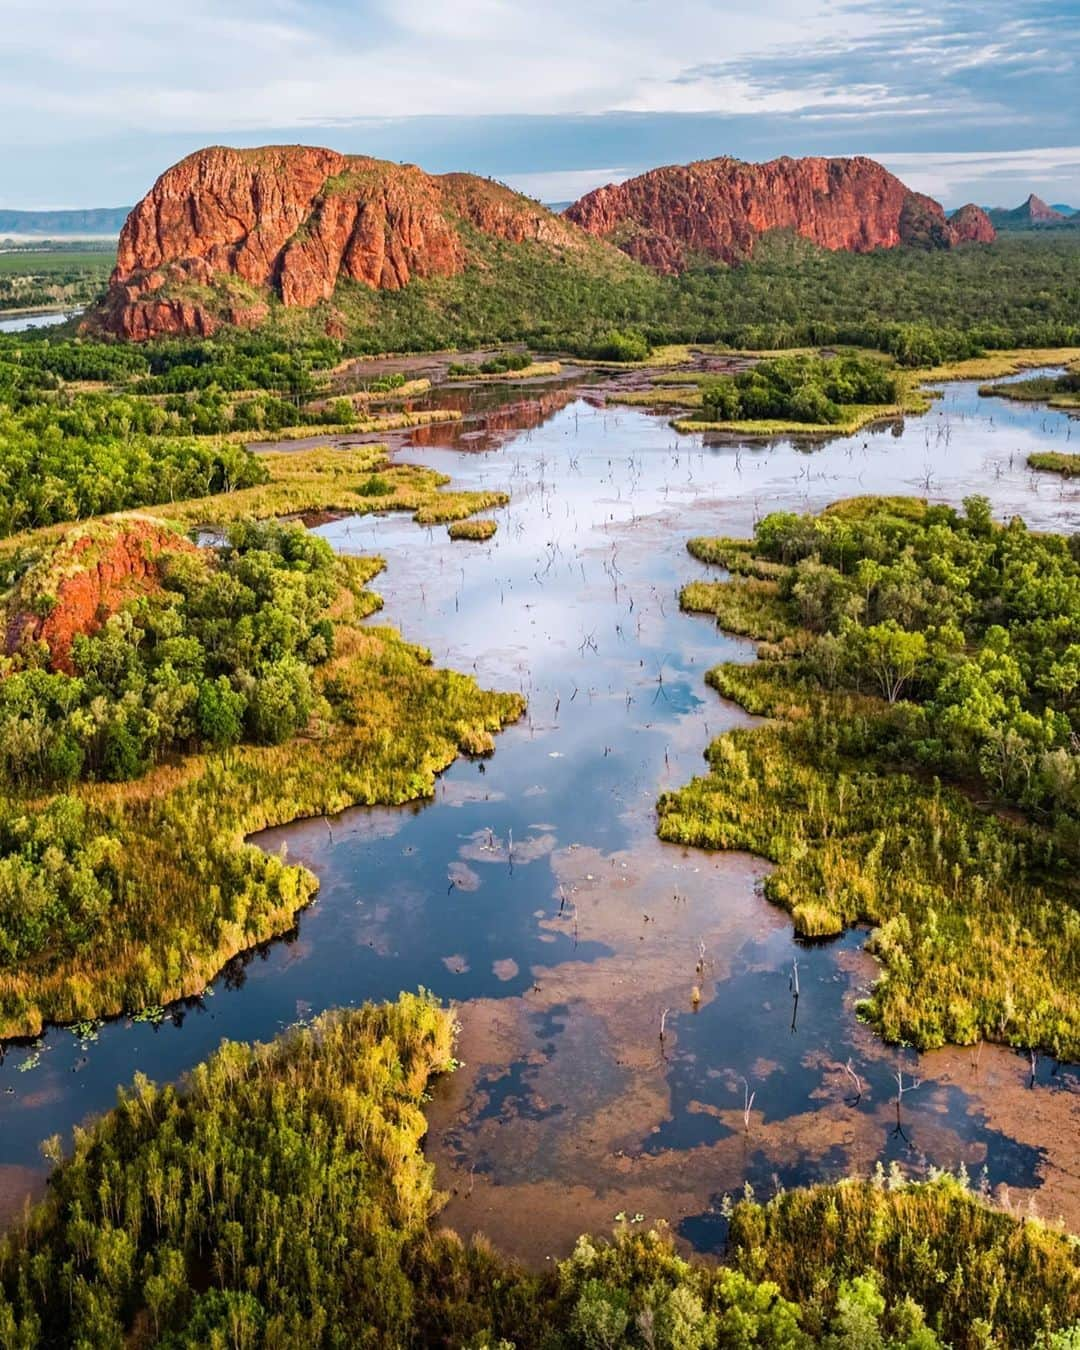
[4,517,196,672]
[565,156,995,271]
[92,145,589,339]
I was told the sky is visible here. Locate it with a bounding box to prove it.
[3,0,1079,211]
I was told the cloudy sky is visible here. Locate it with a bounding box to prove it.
[3,0,1079,210]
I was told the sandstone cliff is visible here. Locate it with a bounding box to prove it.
[565,156,995,271]
[91,145,590,340]
[4,517,197,672]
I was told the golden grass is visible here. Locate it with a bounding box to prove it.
[917,347,1080,381]
[447,517,498,541]
[0,569,524,1037]
[577,343,696,370]
[0,444,507,568]
[606,387,704,408]
[447,360,562,382]
[221,408,461,444]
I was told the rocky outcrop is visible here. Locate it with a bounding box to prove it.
[565,156,995,271]
[4,517,197,672]
[90,145,588,339]
[948,202,997,244]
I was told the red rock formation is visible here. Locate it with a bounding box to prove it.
[565,156,995,271]
[5,517,197,673]
[948,202,997,244]
[91,145,587,339]
[1024,194,1066,223]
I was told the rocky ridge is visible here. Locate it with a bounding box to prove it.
[564,156,995,271]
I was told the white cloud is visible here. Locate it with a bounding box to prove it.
[501,167,632,202]
[875,146,1080,204]
[0,0,872,136]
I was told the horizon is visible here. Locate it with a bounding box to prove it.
[2,0,1079,212]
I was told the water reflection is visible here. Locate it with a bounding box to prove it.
[0,372,1076,1255]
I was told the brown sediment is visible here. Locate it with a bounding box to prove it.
[426,832,1080,1267]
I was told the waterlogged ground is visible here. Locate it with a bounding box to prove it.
[0,369,1077,1259]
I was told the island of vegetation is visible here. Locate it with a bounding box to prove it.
[447,517,498,541]
[979,367,1080,411]
[664,495,1080,1056]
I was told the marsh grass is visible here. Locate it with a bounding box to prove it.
[0,444,508,571]
[0,575,523,1036]
[680,577,796,643]
[661,505,1080,1055]
[221,407,461,444]
[1029,451,1080,477]
[447,518,498,541]
[447,360,561,382]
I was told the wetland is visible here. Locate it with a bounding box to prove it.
[1,361,1077,1270]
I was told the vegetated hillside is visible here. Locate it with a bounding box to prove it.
[87,144,642,340]
[565,155,994,271]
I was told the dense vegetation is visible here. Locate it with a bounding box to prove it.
[1,993,1076,1347]
[271,230,1080,359]
[0,561,522,1033]
[0,329,480,537]
[0,430,516,1034]
[2,520,346,788]
[700,353,898,425]
[664,496,1080,1054]
[448,351,534,376]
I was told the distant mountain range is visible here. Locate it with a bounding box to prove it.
[0,207,130,237]
[984,194,1080,229]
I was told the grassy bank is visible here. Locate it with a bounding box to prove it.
[1029,451,1080,477]
[447,360,562,382]
[0,443,508,573]
[662,497,1080,1056]
[0,556,523,1037]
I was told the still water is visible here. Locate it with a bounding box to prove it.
[1,372,1077,1257]
[0,310,78,333]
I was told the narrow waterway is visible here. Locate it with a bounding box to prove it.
[1,372,1077,1258]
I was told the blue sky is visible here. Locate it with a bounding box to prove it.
[3,0,1079,209]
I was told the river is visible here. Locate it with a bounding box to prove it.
[1,370,1077,1259]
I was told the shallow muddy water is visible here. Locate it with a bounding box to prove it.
[1,371,1077,1257]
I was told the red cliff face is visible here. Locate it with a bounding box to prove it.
[948,202,997,244]
[92,145,587,339]
[565,156,995,270]
[5,518,197,673]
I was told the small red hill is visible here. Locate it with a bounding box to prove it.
[4,517,197,673]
